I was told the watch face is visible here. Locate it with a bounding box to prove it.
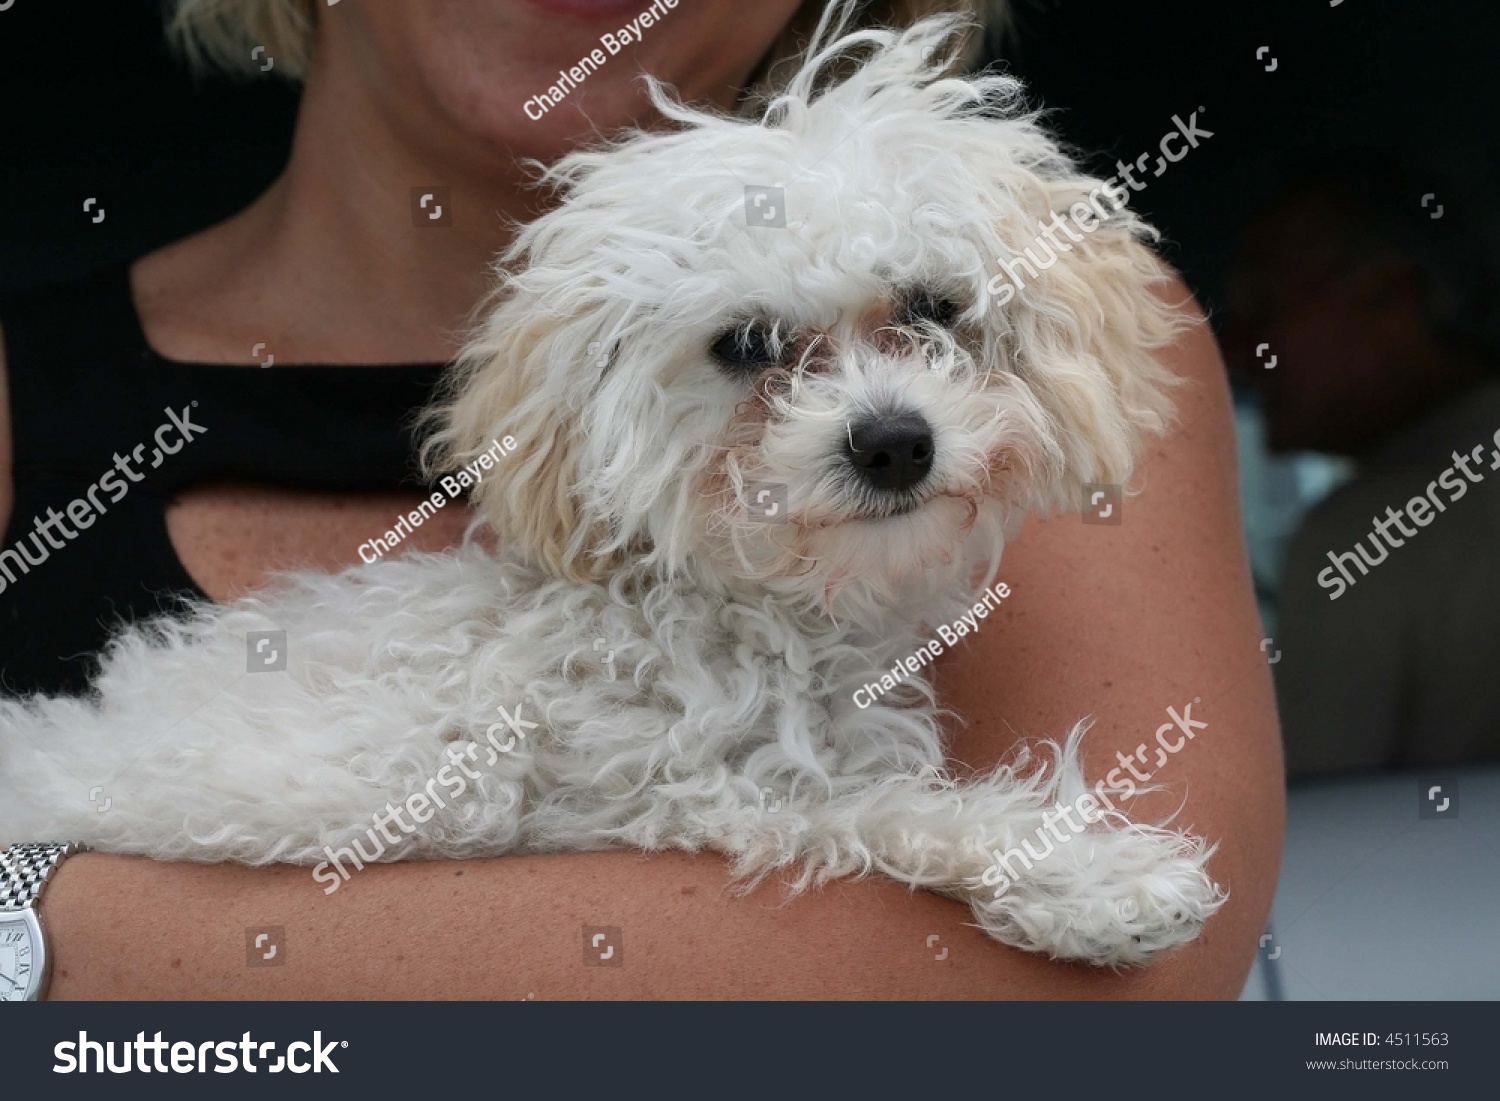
[0,911,45,1001]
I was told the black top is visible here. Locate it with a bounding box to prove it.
[0,262,449,698]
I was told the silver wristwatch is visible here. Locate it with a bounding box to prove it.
[0,842,88,1002]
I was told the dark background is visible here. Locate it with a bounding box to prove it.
[1,0,1495,320]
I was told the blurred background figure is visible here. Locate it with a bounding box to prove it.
[1223,151,1500,776]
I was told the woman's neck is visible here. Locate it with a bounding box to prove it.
[134,47,551,366]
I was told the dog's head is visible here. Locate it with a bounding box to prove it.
[429,8,1186,611]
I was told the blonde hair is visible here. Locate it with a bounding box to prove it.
[164,0,1006,83]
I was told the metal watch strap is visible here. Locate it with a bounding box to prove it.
[0,842,87,911]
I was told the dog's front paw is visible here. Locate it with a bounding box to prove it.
[967,824,1226,966]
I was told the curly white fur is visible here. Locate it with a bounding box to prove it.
[0,6,1224,966]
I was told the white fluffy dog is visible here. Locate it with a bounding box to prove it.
[0,9,1225,966]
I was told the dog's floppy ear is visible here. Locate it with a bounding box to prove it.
[424,275,614,581]
[984,177,1189,513]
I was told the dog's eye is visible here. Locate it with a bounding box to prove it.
[710,321,781,373]
[900,293,960,329]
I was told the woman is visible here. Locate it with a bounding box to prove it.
[0,0,1281,997]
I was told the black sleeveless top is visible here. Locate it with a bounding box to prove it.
[0,262,449,698]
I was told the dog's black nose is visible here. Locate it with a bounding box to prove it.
[844,413,935,492]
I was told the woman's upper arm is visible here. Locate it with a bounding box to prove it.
[935,276,1285,997]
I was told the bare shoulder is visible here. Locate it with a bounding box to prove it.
[129,215,272,365]
[935,273,1284,996]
